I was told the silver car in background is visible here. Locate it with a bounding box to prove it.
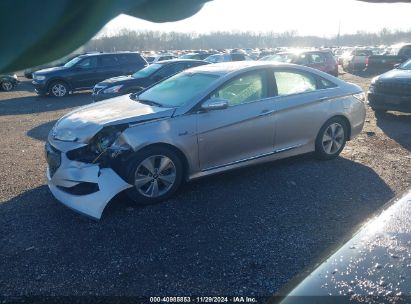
[45,62,366,219]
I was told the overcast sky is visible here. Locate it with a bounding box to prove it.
[100,0,411,37]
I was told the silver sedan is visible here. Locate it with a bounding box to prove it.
[45,62,366,219]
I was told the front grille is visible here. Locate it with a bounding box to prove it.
[374,82,411,97]
[45,143,61,177]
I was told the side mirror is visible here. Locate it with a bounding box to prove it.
[201,98,229,111]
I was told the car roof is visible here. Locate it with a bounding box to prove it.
[186,61,298,76]
[184,61,349,88]
[155,59,207,65]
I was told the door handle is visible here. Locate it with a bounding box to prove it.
[319,96,328,101]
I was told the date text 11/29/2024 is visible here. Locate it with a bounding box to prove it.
[149,296,259,303]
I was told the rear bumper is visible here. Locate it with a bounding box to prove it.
[46,144,132,219]
[368,91,411,113]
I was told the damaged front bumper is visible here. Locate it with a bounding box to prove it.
[45,142,132,220]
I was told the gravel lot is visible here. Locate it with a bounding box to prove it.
[0,72,410,297]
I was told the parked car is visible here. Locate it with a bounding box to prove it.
[145,54,177,64]
[45,61,366,219]
[92,59,208,101]
[204,53,253,63]
[32,52,147,97]
[179,53,211,60]
[260,50,339,77]
[0,74,18,91]
[365,42,411,75]
[341,48,374,73]
[279,189,411,303]
[367,59,411,113]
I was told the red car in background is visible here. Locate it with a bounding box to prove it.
[260,50,339,77]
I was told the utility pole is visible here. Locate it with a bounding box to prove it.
[337,20,341,47]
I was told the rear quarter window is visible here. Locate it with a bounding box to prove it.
[318,77,338,89]
[119,53,146,65]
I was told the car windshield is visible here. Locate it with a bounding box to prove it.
[132,63,163,78]
[63,56,83,68]
[136,72,220,108]
[398,59,411,70]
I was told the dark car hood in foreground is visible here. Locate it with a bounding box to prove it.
[278,189,411,303]
[378,69,411,83]
[52,96,174,144]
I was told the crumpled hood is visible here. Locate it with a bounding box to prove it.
[378,69,411,83]
[51,96,174,144]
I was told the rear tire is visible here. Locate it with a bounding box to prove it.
[125,146,184,205]
[315,117,348,160]
[49,81,69,97]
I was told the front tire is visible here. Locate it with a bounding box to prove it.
[315,117,348,160]
[125,146,184,205]
[49,81,69,97]
[1,81,14,91]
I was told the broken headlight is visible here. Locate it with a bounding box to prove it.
[90,125,127,154]
[66,125,130,163]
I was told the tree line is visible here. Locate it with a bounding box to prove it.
[84,28,411,52]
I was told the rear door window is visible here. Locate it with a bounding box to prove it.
[100,55,119,67]
[274,71,317,96]
[293,54,309,65]
[308,53,326,64]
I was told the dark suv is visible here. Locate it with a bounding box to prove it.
[32,52,147,97]
[92,59,208,101]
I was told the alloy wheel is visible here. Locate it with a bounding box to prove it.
[2,81,13,91]
[51,83,67,97]
[322,123,345,155]
[134,155,177,198]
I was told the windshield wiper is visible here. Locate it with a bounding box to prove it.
[129,93,164,107]
[138,98,164,107]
